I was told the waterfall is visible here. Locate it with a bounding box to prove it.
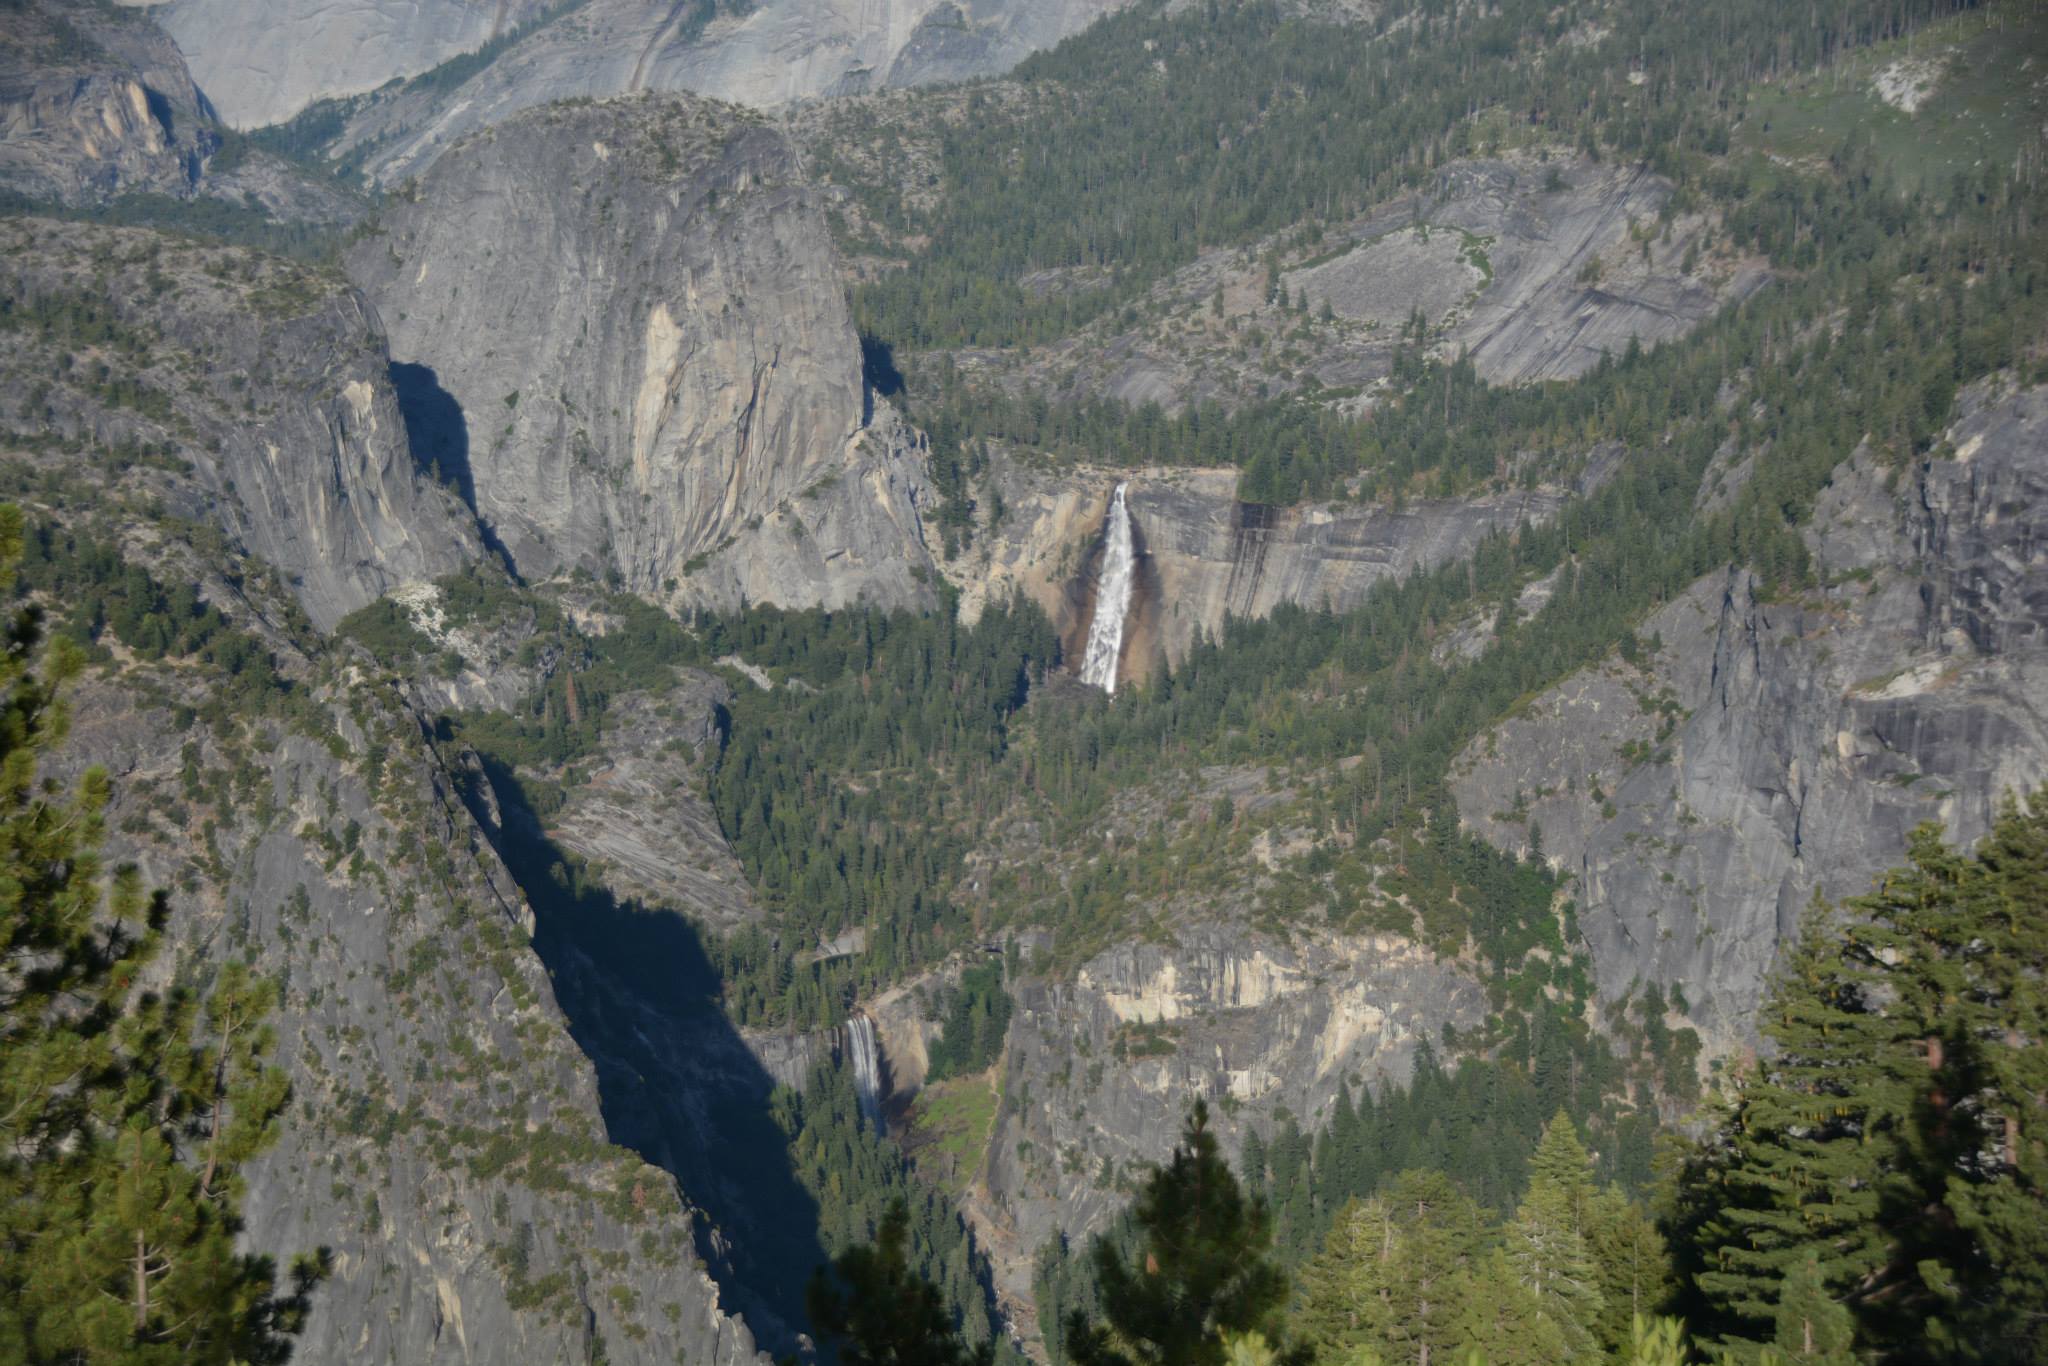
[1080,482,1136,694]
[845,1015,883,1130]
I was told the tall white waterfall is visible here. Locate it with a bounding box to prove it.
[845,1015,883,1130]
[1080,482,1136,695]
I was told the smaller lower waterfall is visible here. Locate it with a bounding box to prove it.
[1080,482,1136,694]
[845,1015,883,1130]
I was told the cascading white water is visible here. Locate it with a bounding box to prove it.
[1080,482,1136,695]
[845,1015,883,1130]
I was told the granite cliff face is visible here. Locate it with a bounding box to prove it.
[346,95,935,611]
[34,605,765,1365]
[1,211,771,1360]
[0,219,483,629]
[0,0,213,203]
[1316,155,1769,387]
[174,0,1127,183]
[953,453,1610,678]
[1448,380,2048,1048]
[977,925,1487,1302]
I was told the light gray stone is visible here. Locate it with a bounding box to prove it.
[346,94,936,612]
[1447,380,2048,1049]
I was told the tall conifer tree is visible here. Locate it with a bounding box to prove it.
[1066,1101,1305,1366]
[1504,1114,1605,1359]
[1688,897,1906,1340]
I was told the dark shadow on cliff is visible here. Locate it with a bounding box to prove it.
[390,361,519,577]
[858,333,904,426]
[454,750,828,1353]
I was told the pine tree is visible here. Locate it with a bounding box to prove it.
[1066,1100,1304,1366]
[1859,805,2048,1363]
[0,507,314,1364]
[1452,1248,1567,1366]
[808,1200,995,1366]
[1583,1186,1672,1355]
[1376,1169,1482,1366]
[1687,896,1908,1344]
[1771,1252,1854,1366]
[1240,1128,1269,1205]
[1624,1314,1695,1366]
[1296,1196,1396,1361]
[1525,1112,1594,1233]
[1503,1115,1604,1359]
[1679,802,2048,1361]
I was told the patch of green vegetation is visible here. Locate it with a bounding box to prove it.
[337,597,438,667]
[443,583,698,770]
[1111,1019,1183,1060]
[1455,228,1495,283]
[847,0,1965,351]
[0,187,360,264]
[907,1072,1000,1199]
[922,960,1013,1081]
[1290,238,1360,273]
[18,523,293,713]
[1736,4,2048,194]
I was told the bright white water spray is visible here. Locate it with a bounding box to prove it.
[845,1015,882,1130]
[1080,483,1135,695]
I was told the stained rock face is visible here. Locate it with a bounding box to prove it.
[955,457,1591,671]
[979,925,1487,1300]
[1448,381,2048,1048]
[1,1,360,219]
[346,95,935,611]
[0,219,483,629]
[0,0,212,202]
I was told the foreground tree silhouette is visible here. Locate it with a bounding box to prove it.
[1677,796,2048,1363]
[808,1200,995,1366]
[1065,1099,1306,1366]
[0,507,317,1363]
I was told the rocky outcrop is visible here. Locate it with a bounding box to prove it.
[0,1,358,218]
[973,152,1766,413]
[345,95,936,612]
[1447,380,2048,1050]
[0,0,212,203]
[0,219,484,629]
[979,924,1487,1300]
[548,681,763,936]
[1317,155,1769,386]
[954,456,1591,674]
